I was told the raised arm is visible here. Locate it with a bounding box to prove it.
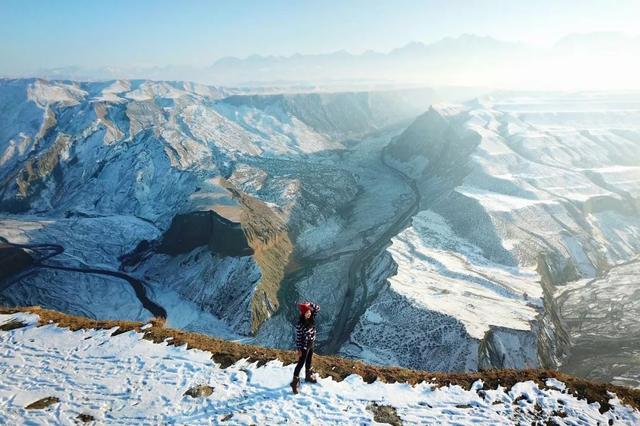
[311,302,320,317]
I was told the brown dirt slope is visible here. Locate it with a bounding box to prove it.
[2,306,639,413]
[222,179,294,334]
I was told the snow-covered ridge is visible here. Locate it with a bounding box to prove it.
[0,78,404,337]
[2,309,640,425]
[347,92,640,375]
[3,80,640,390]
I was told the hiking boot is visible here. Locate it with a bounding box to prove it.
[305,370,318,383]
[290,376,300,394]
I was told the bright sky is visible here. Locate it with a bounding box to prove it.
[1,0,639,74]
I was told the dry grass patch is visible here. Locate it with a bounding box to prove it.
[2,306,640,413]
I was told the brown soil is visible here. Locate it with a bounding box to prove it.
[0,319,27,331]
[77,413,95,423]
[16,134,70,198]
[184,384,214,398]
[25,396,60,410]
[367,402,403,425]
[2,306,640,414]
[221,179,293,334]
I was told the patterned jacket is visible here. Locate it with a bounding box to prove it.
[295,303,320,351]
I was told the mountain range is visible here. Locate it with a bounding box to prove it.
[0,78,639,391]
[13,33,640,90]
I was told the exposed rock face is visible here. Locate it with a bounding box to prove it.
[184,384,214,398]
[478,326,538,370]
[152,193,295,333]
[535,254,572,369]
[385,107,480,180]
[222,182,293,334]
[556,259,640,388]
[157,211,253,257]
[25,396,60,410]
[367,402,402,426]
[0,243,33,281]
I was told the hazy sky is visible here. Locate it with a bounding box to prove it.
[1,0,639,73]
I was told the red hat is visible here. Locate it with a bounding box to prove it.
[298,303,312,314]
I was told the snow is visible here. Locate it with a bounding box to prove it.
[179,104,264,156]
[27,80,87,107]
[2,268,150,322]
[2,312,638,425]
[382,210,540,340]
[149,286,241,340]
[3,81,640,385]
[357,92,640,373]
[589,166,640,198]
[124,81,191,101]
[94,80,131,103]
[545,378,567,392]
[456,185,554,212]
[0,216,160,270]
[212,102,342,155]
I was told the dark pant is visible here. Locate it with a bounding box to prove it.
[293,346,313,378]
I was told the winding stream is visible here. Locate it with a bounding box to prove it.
[1,240,166,319]
[322,146,419,353]
[268,129,420,355]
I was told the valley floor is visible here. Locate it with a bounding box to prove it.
[557,258,640,388]
[2,311,639,425]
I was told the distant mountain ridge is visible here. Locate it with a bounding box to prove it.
[8,33,640,90]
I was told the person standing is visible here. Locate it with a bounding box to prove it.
[290,301,320,394]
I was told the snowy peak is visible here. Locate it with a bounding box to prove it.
[27,79,88,107]
[385,105,480,178]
